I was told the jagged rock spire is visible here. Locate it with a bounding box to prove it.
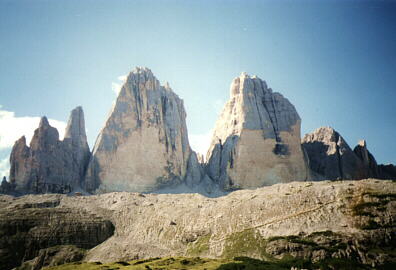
[8,107,90,194]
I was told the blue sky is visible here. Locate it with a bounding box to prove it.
[0,0,395,177]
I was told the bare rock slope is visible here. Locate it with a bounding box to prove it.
[1,179,394,269]
[84,67,202,193]
[206,73,308,190]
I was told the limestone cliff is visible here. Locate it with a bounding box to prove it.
[206,72,308,190]
[9,107,90,194]
[85,67,200,193]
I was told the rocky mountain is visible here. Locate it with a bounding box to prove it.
[1,179,395,269]
[302,127,396,181]
[84,67,202,194]
[205,72,308,190]
[302,127,365,180]
[353,139,380,178]
[8,107,90,194]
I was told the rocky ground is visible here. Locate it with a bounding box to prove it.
[1,179,395,269]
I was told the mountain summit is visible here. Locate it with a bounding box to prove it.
[84,67,201,193]
[205,72,308,189]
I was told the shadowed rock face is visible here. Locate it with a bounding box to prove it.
[84,67,200,193]
[8,107,90,194]
[206,73,308,190]
[302,127,367,180]
[378,164,396,180]
[303,128,396,181]
[0,195,114,270]
[353,140,380,178]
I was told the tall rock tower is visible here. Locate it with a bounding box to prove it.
[85,67,199,193]
[206,72,308,190]
[63,106,91,186]
[9,107,90,194]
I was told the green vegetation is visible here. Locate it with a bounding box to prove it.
[42,229,393,270]
[351,191,396,230]
[267,235,318,247]
[42,255,375,270]
[352,201,384,217]
[186,234,211,256]
[221,229,269,259]
[42,256,295,270]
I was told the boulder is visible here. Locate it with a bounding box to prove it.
[205,72,308,190]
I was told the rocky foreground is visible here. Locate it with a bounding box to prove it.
[1,179,395,269]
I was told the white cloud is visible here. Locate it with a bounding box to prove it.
[118,74,127,81]
[0,157,9,179]
[189,131,213,159]
[112,82,122,95]
[112,74,128,95]
[0,108,66,150]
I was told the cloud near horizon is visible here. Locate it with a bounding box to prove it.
[112,74,127,95]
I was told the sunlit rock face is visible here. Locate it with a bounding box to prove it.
[9,107,90,194]
[206,73,308,190]
[302,127,366,180]
[85,67,199,193]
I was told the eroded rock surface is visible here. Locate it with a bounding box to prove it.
[1,179,394,269]
[206,72,308,190]
[0,195,114,270]
[85,67,200,193]
[8,107,90,194]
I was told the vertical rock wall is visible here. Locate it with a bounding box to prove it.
[84,67,199,193]
[206,73,308,190]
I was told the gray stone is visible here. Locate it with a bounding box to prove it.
[84,67,200,193]
[206,72,308,190]
[302,127,366,180]
[64,106,91,187]
[9,107,91,194]
[353,140,379,178]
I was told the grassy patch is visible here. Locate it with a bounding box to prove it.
[222,229,268,259]
[186,234,211,256]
